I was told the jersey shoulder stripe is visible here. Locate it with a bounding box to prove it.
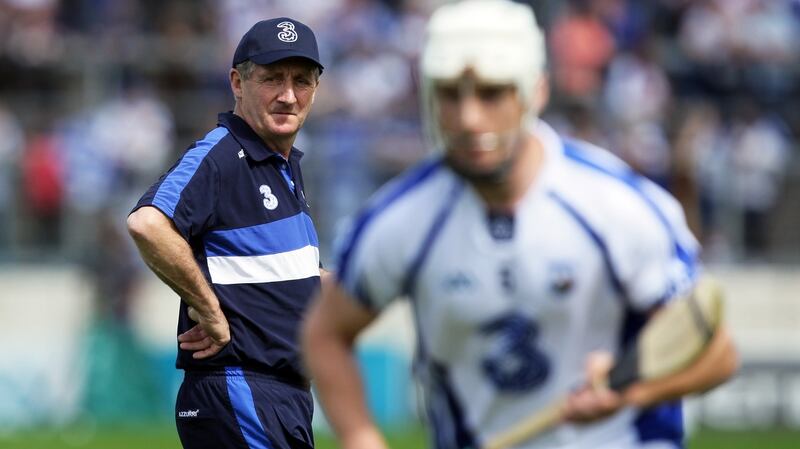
[562,139,698,277]
[336,158,444,284]
[153,126,229,217]
[547,190,626,298]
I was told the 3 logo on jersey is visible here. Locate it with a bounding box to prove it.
[259,184,279,210]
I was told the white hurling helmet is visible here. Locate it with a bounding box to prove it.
[420,0,546,150]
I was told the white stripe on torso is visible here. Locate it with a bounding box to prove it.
[207,245,320,285]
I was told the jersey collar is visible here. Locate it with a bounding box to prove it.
[528,118,564,189]
[217,112,305,162]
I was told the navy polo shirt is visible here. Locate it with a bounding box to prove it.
[133,112,320,383]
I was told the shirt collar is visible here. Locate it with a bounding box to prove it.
[217,112,304,162]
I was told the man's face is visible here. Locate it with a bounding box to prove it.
[434,74,525,180]
[234,58,319,141]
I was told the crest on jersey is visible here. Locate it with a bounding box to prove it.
[259,184,279,210]
[548,261,575,295]
[276,21,298,43]
[442,271,474,293]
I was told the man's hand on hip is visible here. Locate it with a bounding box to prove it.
[178,306,231,359]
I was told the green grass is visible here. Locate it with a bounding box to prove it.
[687,428,800,449]
[0,425,798,448]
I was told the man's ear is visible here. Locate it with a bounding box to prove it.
[531,74,550,116]
[230,68,243,101]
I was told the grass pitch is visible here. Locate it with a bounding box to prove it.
[0,425,798,448]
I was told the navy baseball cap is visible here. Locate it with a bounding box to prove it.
[232,18,324,72]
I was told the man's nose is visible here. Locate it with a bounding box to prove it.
[458,95,482,130]
[277,83,297,104]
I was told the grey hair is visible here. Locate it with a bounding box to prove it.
[235,60,258,80]
[235,60,321,83]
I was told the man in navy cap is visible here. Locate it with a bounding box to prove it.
[127,17,326,449]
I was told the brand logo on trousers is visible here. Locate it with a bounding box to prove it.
[178,409,199,418]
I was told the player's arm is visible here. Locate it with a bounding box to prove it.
[320,267,334,293]
[622,318,738,408]
[301,281,388,449]
[127,205,230,358]
[563,285,739,423]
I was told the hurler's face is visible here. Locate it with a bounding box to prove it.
[433,72,526,181]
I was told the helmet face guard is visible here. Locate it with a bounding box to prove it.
[420,0,546,153]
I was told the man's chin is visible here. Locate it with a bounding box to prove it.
[267,123,300,137]
[447,157,511,184]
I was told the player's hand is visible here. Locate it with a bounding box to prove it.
[561,352,624,423]
[178,306,231,359]
[340,427,390,449]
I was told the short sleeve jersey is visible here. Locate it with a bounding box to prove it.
[335,120,700,449]
[133,112,320,383]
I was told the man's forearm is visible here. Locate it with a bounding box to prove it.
[624,325,738,408]
[128,207,222,320]
[304,332,387,449]
[302,286,388,449]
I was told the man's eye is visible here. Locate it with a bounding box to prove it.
[437,86,460,101]
[477,86,505,101]
[262,76,282,85]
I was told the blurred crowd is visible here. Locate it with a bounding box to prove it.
[0,0,798,284]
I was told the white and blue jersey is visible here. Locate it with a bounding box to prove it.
[335,121,700,449]
[134,112,320,384]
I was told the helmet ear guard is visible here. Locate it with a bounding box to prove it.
[420,0,547,151]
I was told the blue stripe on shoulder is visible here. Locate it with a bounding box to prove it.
[224,367,274,449]
[205,212,318,257]
[401,181,462,297]
[153,127,229,217]
[336,159,443,289]
[562,141,697,277]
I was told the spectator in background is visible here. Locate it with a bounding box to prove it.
[86,73,173,197]
[549,0,615,100]
[603,35,673,188]
[0,0,797,266]
[1,0,61,68]
[0,105,24,252]
[729,99,791,260]
[672,101,727,246]
[86,208,143,325]
[678,0,799,101]
[20,130,63,250]
[603,36,671,127]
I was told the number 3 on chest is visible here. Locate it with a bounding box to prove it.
[480,313,550,392]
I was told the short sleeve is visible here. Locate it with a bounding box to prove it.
[611,178,701,311]
[334,211,406,311]
[333,158,447,311]
[133,148,220,241]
